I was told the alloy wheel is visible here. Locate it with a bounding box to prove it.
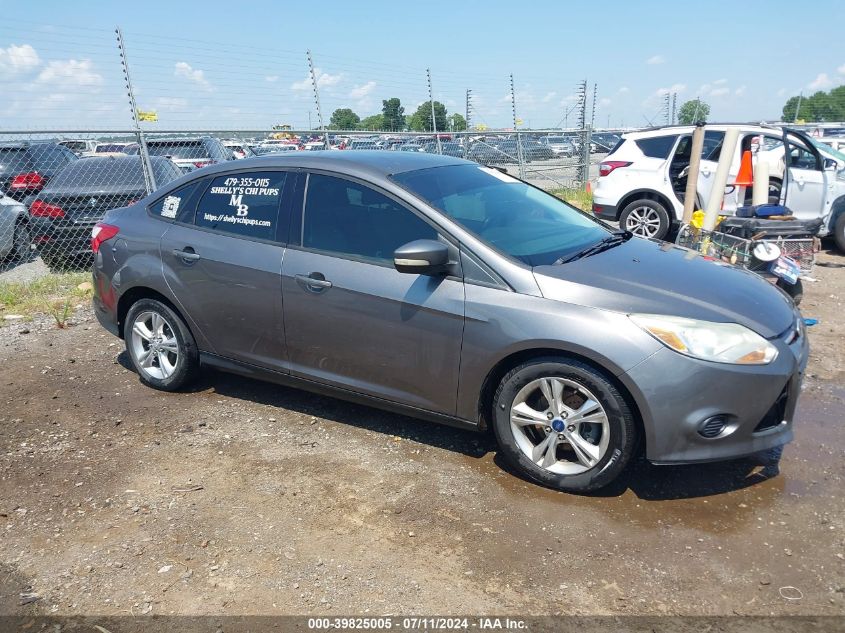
[624,205,662,238]
[130,311,180,380]
[510,377,610,475]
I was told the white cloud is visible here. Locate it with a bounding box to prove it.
[599,97,612,107]
[713,78,728,85]
[617,86,629,94]
[349,81,376,99]
[777,87,787,97]
[838,63,845,75]
[36,59,102,87]
[0,43,40,77]
[655,83,686,96]
[734,85,746,97]
[710,87,730,97]
[541,91,557,103]
[265,75,279,83]
[154,96,188,112]
[174,62,212,91]
[646,55,665,65]
[808,72,832,90]
[291,68,343,92]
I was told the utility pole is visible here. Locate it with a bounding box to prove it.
[590,82,597,131]
[465,88,472,131]
[115,26,155,194]
[307,50,330,148]
[576,79,589,187]
[671,92,677,125]
[664,93,671,125]
[510,73,525,179]
[794,91,803,123]
[427,68,442,155]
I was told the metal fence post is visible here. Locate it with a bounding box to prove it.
[307,50,330,148]
[510,74,525,179]
[115,27,155,194]
[427,69,442,155]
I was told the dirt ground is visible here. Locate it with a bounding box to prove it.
[0,248,843,619]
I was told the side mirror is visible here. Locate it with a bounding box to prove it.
[823,157,838,171]
[393,239,449,275]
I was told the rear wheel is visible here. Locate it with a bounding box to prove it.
[125,299,200,391]
[11,222,32,262]
[834,212,845,254]
[619,199,670,240]
[492,358,636,493]
[777,278,803,305]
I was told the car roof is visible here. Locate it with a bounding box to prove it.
[622,123,784,139]
[176,150,468,180]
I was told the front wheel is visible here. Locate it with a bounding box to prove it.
[492,358,636,493]
[125,298,200,391]
[834,212,845,254]
[619,199,670,240]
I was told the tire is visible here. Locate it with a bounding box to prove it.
[125,298,200,391]
[41,251,73,272]
[11,222,32,263]
[777,278,803,306]
[619,198,671,240]
[491,357,636,493]
[834,212,845,254]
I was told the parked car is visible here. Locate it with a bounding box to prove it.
[592,133,621,154]
[90,142,135,156]
[252,143,299,155]
[0,141,78,201]
[540,136,577,157]
[126,137,233,173]
[347,140,383,150]
[28,155,182,270]
[91,151,807,493]
[222,140,255,160]
[0,192,31,263]
[593,124,845,246]
[58,139,98,155]
[421,142,464,158]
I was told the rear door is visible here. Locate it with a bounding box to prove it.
[281,172,465,415]
[159,169,292,370]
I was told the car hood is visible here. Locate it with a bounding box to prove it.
[532,237,795,339]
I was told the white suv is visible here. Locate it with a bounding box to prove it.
[592,124,845,250]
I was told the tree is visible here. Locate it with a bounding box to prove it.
[678,99,710,125]
[447,113,467,131]
[359,114,385,130]
[408,101,448,132]
[329,108,360,130]
[381,98,405,131]
[781,85,845,122]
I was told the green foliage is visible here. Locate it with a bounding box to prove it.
[329,108,360,130]
[678,99,710,125]
[409,101,448,132]
[381,98,405,131]
[359,114,385,130]
[448,113,467,131]
[781,86,845,122]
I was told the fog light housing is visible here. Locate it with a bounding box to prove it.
[698,415,729,439]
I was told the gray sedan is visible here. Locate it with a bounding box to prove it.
[91,152,808,493]
[0,192,31,263]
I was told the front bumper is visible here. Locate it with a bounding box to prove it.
[619,316,809,464]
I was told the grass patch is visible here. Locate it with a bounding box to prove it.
[552,187,593,212]
[0,272,92,328]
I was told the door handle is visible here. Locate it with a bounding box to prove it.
[295,273,332,291]
[701,168,711,177]
[172,248,200,263]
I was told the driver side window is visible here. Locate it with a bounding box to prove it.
[303,174,438,264]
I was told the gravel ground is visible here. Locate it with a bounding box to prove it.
[0,249,842,619]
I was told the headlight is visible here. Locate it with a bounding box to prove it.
[629,314,778,365]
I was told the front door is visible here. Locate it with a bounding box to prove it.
[281,173,465,415]
[783,132,830,221]
[159,169,291,370]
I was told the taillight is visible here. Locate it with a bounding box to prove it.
[10,171,46,191]
[193,160,212,168]
[91,223,120,253]
[598,161,632,177]
[30,200,65,218]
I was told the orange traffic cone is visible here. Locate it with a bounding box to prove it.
[585,180,592,194]
[735,150,753,187]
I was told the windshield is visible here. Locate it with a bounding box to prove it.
[810,137,845,163]
[146,142,208,159]
[391,164,608,266]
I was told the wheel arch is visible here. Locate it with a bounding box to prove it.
[829,194,845,233]
[117,286,189,341]
[476,347,646,455]
[617,189,676,222]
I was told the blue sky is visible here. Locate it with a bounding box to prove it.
[1,0,844,130]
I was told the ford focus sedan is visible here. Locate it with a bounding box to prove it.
[91,152,808,493]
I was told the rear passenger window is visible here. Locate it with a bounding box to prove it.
[635,135,678,159]
[195,171,285,240]
[303,174,437,264]
[149,180,205,222]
